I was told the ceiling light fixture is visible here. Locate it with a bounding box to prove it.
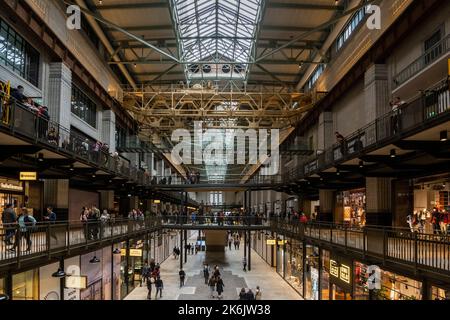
[113,248,121,254]
[38,153,44,162]
[336,169,340,176]
[0,293,9,301]
[359,161,364,168]
[390,149,396,158]
[69,165,74,171]
[440,130,448,142]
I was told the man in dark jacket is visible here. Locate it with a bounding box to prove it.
[155,276,164,299]
[2,204,16,245]
[246,289,255,300]
[179,269,186,288]
[44,206,57,241]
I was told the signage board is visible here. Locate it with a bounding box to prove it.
[121,249,142,257]
[266,239,276,245]
[329,257,353,290]
[65,275,87,289]
[153,200,161,204]
[20,172,37,181]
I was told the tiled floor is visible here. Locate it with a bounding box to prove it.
[125,235,302,300]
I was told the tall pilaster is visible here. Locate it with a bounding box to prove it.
[317,111,333,151]
[364,64,389,124]
[102,110,116,153]
[44,180,69,220]
[100,190,115,211]
[47,63,72,129]
[319,189,334,222]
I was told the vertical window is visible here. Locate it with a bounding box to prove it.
[209,191,223,205]
[424,29,443,65]
[71,85,97,128]
[305,63,326,91]
[336,6,368,51]
[0,18,40,86]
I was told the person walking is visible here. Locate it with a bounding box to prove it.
[203,264,210,285]
[246,289,255,300]
[14,208,36,252]
[191,243,194,255]
[208,276,216,298]
[179,268,186,288]
[239,288,247,300]
[141,261,150,287]
[155,276,164,299]
[228,235,233,250]
[2,204,17,246]
[44,206,57,241]
[242,257,247,272]
[216,276,225,299]
[146,274,153,300]
[255,286,262,300]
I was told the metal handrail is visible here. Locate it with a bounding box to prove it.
[393,34,450,88]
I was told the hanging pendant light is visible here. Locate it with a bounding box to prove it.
[52,268,66,278]
[89,256,100,264]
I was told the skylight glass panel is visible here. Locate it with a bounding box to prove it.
[171,0,263,80]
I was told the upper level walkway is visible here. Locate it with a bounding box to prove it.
[1,216,449,280]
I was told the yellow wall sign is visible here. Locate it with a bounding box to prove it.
[330,259,351,284]
[153,200,161,204]
[120,249,143,257]
[20,172,37,181]
[277,240,287,245]
[266,239,276,245]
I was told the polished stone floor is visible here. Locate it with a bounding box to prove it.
[125,234,301,300]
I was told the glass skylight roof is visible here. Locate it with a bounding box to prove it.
[170,0,263,80]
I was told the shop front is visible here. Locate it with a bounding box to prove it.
[284,239,303,295]
[328,254,353,300]
[12,268,39,300]
[412,179,449,233]
[335,188,366,227]
[354,261,422,300]
[304,244,319,300]
[0,178,25,219]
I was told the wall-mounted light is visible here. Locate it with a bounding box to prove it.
[89,256,100,264]
[52,268,66,278]
[440,130,448,142]
[390,149,396,158]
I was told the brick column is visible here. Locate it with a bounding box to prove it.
[44,180,69,220]
[318,189,334,222]
[365,177,392,226]
[102,110,116,153]
[364,64,390,123]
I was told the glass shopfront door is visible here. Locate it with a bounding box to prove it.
[331,284,352,300]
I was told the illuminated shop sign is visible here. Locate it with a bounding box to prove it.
[120,249,143,257]
[330,259,351,284]
[266,239,276,245]
[65,275,87,289]
[153,200,161,204]
[0,182,23,191]
[20,172,37,181]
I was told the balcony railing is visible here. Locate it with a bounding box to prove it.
[0,92,151,185]
[148,174,285,186]
[1,217,449,276]
[271,219,450,274]
[393,34,450,88]
[284,79,450,181]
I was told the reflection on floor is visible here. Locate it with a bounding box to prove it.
[125,236,302,300]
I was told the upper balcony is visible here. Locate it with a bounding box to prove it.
[286,78,450,184]
[393,34,450,98]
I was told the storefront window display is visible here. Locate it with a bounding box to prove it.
[276,236,285,277]
[336,189,366,227]
[321,250,330,300]
[284,239,303,294]
[354,261,422,300]
[431,286,450,300]
[129,239,144,290]
[12,269,39,300]
[0,178,25,219]
[304,245,319,300]
[0,277,4,294]
[354,261,370,300]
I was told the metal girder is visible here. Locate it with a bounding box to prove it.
[121,82,323,136]
[256,0,377,63]
[109,59,312,65]
[267,2,344,11]
[96,2,168,10]
[63,0,179,63]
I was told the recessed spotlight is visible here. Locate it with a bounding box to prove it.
[390,149,396,158]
